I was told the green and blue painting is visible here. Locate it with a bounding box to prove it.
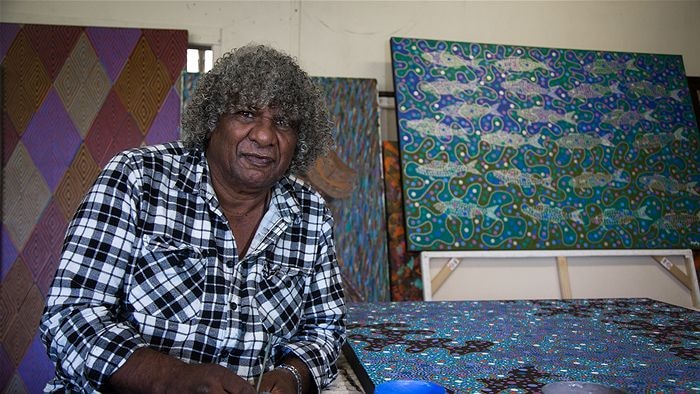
[391,37,700,251]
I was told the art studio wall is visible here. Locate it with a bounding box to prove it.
[3,1,699,99]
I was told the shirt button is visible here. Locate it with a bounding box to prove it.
[220,350,229,359]
[230,302,238,311]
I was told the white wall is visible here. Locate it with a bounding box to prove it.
[3,1,699,92]
[3,0,699,307]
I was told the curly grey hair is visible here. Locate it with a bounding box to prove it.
[181,44,334,174]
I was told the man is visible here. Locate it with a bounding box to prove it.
[40,44,346,394]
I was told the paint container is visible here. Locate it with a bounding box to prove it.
[374,380,446,394]
[542,381,627,394]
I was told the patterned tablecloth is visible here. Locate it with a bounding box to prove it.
[343,298,699,393]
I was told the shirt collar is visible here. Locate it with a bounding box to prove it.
[174,147,207,196]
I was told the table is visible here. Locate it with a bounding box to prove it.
[343,299,700,393]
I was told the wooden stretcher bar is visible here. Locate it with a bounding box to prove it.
[420,249,700,309]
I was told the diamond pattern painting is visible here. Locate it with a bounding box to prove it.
[1,23,186,392]
[391,37,700,251]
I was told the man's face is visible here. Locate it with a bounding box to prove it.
[207,107,298,193]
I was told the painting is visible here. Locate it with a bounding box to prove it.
[382,141,422,301]
[391,37,700,251]
[345,298,700,392]
[309,77,389,302]
[1,23,186,392]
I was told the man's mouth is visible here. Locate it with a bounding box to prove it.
[242,153,274,166]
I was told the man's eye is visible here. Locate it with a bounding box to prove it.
[274,118,292,130]
[233,110,256,122]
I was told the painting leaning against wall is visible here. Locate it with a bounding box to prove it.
[309,77,390,302]
[382,140,422,301]
[1,23,186,393]
[391,37,700,252]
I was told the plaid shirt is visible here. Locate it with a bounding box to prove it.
[40,142,346,393]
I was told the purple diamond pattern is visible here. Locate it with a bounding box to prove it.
[1,230,18,282]
[146,87,181,145]
[86,26,141,83]
[0,23,20,62]
[17,332,55,394]
[22,89,81,192]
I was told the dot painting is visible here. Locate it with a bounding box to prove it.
[390,37,700,251]
[345,299,700,393]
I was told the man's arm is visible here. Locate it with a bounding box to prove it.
[257,354,312,394]
[274,210,347,393]
[108,347,255,394]
[40,154,147,390]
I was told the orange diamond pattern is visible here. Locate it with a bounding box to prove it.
[2,29,52,135]
[1,23,187,392]
[55,144,101,221]
[17,284,45,337]
[0,259,32,340]
[114,36,172,135]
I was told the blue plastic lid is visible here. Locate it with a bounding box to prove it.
[375,380,447,394]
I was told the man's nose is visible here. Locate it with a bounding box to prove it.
[248,116,275,145]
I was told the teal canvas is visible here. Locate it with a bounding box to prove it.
[311,77,389,302]
[391,37,700,251]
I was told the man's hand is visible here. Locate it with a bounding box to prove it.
[257,355,314,394]
[257,368,297,394]
[162,362,257,394]
[108,348,256,394]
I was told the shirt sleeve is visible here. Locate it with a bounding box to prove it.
[281,207,347,392]
[40,152,148,391]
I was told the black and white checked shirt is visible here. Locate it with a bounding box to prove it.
[40,142,346,392]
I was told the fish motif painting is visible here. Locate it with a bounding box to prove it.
[392,37,700,250]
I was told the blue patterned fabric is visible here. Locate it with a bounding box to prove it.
[346,298,699,393]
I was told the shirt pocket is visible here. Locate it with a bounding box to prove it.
[254,258,310,338]
[128,235,206,323]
